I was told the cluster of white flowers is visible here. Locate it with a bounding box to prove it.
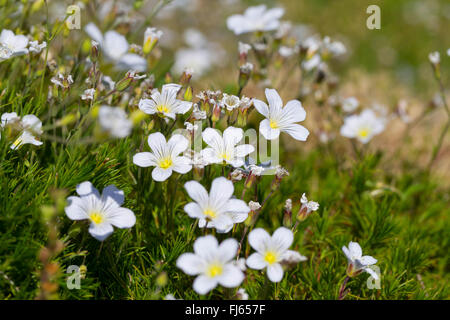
[0,29,46,61]
[176,227,306,294]
[13,3,386,299]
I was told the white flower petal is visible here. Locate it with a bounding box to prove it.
[147,132,167,156]
[176,253,205,276]
[259,119,280,140]
[265,88,283,113]
[76,181,100,197]
[193,275,218,295]
[281,100,306,123]
[218,238,238,262]
[253,99,270,118]
[184,202,204,219]
[152,167,172,181]
[267,263,284,282]
[106,207,136,228]
[359,255,377,266]
[246,252,267,270]
[172,156,192,174]
[133,152,157,167]
[218,264,244,288]
[281,123,309,141]
[103,30,129,61]
[209,177,234,209]
[248,228,271,253]
[194,235,219,259]
[272,227,294,252]
[88,222,114,241]
[101,185,124,207]
[348,241,362,259]
[65,196,88,220]
[184,180,209,205]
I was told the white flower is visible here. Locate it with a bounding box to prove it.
[201,127,254,167]
[238,42,251,55]
[176,235,245,295]
[248,201,261,211]
[64,181,136,241]
[138,84,192,120]
[230,168,244,181]
[322,36,346,57]
[81,88,95,100]
[133,132,192,182]
[98,106,132,138]
[51,73,73,89]
[302,54,321,71]
[84,23,147,72]
[172,47,220,77]
[275,165,289,179]
[28,40,46,54]
[300,193,319,213]
[254,88,309,141]
[0,29,28,60]
[341,97,359,113]
[184,177,250,233]
[428,51,440,65]
[1,112,43,149]
[192,104,207,120]
[284,199,292,211]
[340,109,385,144]
[236,288,248,300]
[279,46,295,57]
[248,164,264,176]
[227,5,284,35]
[246,227,303,282]
[143,27,163,53]
[184,122,198,133]
[447,48,450,57]
[221,94,240,111]
[342,241,378,280]
[233,258,247,271]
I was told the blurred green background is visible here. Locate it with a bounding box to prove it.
[245,0,450,96]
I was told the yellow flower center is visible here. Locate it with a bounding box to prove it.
[203,208,217,219]
[264,251,278,265]
[269,120,279,129]
[206,264,223,278]
[90,212,104,225]
[156,104,169,113]
[158,157,173,169]
[220,152,231,161]
[357,128,370,138]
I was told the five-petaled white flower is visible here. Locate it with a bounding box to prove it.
[253,88,309,141]
[0,29,28,60]
[221,94,241,111]
[138,84,193,120]
[84,23,147,72]
[1,112,43,149]
[98,106,132,138]
[246,227,305,282]
[133,132,192,181]
[64,181,136,241]
[340,109,385,144]
[342,241,378,280]
[227,5,284,35]
[201,127,254,167]
[176,235,245,295]
[184,177,250,233]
